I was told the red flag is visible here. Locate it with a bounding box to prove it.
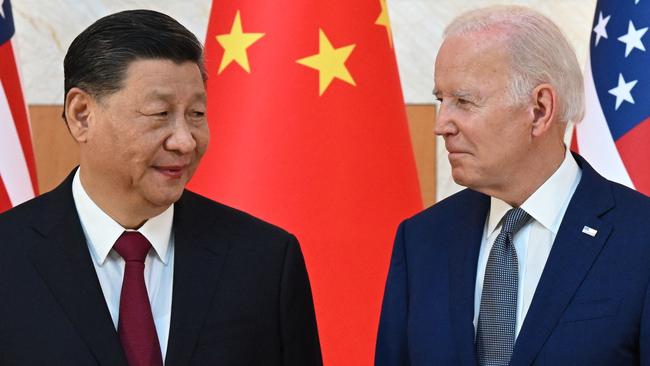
[190,0,422,364]
[0,0,38,213]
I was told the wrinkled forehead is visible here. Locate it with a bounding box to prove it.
[436,28,512,67]
[433,31,513,98]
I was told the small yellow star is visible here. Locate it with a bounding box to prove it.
[216,10,265,74]
[296,29,356,96]
[375,0,393,48]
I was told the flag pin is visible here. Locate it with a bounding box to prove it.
[582,226,598,237]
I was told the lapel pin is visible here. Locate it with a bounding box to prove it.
[582,226,598,237]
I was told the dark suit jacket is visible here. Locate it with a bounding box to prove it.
[376,154,650,365]
[0,171,322,365]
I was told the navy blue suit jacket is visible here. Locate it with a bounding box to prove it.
[376,155,650,365]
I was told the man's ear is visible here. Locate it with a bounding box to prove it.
[64,87,94,143]
[530,83,558,137]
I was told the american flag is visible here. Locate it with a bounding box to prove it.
[573,0,649,195]
[0,0,37,213]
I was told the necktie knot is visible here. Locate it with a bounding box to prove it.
[114,231,151,263]
[501,207,531,236]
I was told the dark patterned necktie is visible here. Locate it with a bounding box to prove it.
[114,231,163,366]
[476,207,531,366]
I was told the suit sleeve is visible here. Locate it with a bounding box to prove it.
[279,235,323,366]
[640,275,650,365]
[375,221,409,366]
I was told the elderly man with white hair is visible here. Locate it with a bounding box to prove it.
[376,5,650,366]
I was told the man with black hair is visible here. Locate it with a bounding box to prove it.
[0,10,322,366]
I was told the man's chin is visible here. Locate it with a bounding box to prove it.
[146,189,185,208]
[450,169,471,188]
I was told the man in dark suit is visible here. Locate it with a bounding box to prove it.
[0,10,322,366]
[376,5,650,366]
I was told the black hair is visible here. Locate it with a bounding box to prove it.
[63,9,206,106]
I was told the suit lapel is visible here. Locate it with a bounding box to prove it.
[164,192,231,366]
[448,191,490,366]
[511,156,614,365]
[27,172,127,366]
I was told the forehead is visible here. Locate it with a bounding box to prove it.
[119,59,206,100]
[434,31,511,93]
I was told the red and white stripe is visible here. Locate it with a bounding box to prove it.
[573,55,635,189]
[0,83,34,207]
[0,39,36,212]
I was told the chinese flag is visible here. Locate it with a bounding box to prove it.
[190,1,422,364]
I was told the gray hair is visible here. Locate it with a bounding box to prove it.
[443,5,585,124]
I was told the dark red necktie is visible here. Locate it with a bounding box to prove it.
[113,231,163,366]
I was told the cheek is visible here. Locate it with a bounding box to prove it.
[88,128,124,162]
[194,126,210,155]
[462,130,504,170]
[121,132,169,170]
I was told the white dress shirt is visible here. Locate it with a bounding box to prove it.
[473,148,582,338]
[72,169,174,359]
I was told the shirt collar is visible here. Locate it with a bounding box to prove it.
[487,197,512,236]
[71,169,173,266]
[487,148,581,236]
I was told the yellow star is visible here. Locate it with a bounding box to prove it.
[216,10,265,74]
[375,0,393,48]
[296,29,356,96]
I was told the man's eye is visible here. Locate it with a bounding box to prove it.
[457,99,470,105]
[191,111,205,118]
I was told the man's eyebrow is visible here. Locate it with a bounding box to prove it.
[431,88,475,98]
[451,90,473,99]
[143,90,207,103]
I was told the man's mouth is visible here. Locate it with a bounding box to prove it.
[153,165,187,178]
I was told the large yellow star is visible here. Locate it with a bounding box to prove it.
[296,29,356,96]
[216,11,265,74]
[375,0,393,48]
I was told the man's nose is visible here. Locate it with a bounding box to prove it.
[433,102,458,137]
[165,116,197,154]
